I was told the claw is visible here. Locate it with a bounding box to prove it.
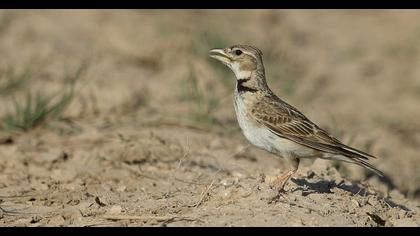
[269,172,292,192]
[268,190,289,204]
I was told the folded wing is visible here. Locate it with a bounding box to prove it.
[250,95,383,176]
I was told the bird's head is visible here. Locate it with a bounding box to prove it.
[209,45,265,79]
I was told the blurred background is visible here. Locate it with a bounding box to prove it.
[0,9,419,202]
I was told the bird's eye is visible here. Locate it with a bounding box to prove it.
[234,50,243,56]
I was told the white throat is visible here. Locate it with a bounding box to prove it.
[231,63,251,79]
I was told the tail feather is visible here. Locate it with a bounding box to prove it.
[353,158,384,177]
[340,144,377,159]
[279,128,383,176]
[330,144,383,177]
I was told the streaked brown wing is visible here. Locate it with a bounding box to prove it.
[251,97,340,143]
[251,96,374,160]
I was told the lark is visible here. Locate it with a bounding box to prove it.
[209,45,383,193]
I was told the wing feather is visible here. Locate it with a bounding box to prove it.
[251,96,377,161]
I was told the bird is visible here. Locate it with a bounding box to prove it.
[209,44,383,193]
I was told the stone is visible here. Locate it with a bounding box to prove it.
[108,205,122,215]
[220,178,234,188]
[117,185,127,192]
[351,199,361,208]
[389,189,405,200]
[48,215,66,226]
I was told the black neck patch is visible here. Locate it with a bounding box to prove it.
[237,78,258,93]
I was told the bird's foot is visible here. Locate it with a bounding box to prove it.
[266,176,290,203]
[268,173,290,192]
[267,189,289,204]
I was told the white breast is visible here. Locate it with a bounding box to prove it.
[234,93,314,158]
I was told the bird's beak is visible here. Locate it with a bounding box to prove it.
[209,48,231,65]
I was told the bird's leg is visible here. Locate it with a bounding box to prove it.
[269,156,300,193]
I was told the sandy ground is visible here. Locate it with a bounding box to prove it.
[0,10,420,226]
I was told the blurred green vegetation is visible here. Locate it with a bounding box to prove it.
[1,88,74,132]
[0,61,88,133]
[0,68,31,96]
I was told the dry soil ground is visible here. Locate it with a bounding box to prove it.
[0,10,420,226]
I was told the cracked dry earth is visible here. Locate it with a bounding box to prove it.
[0,124,419,226]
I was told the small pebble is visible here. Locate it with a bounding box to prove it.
[232,171,245,179]
[220,179,234,187]
[389,189,405,200]
[351,199,361,207]
[367,196,379,206]
[108,205,122,215]
[221,190,232,199]
[47,215,65,226]
[63,183,76,191]
[117,185,127,192]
